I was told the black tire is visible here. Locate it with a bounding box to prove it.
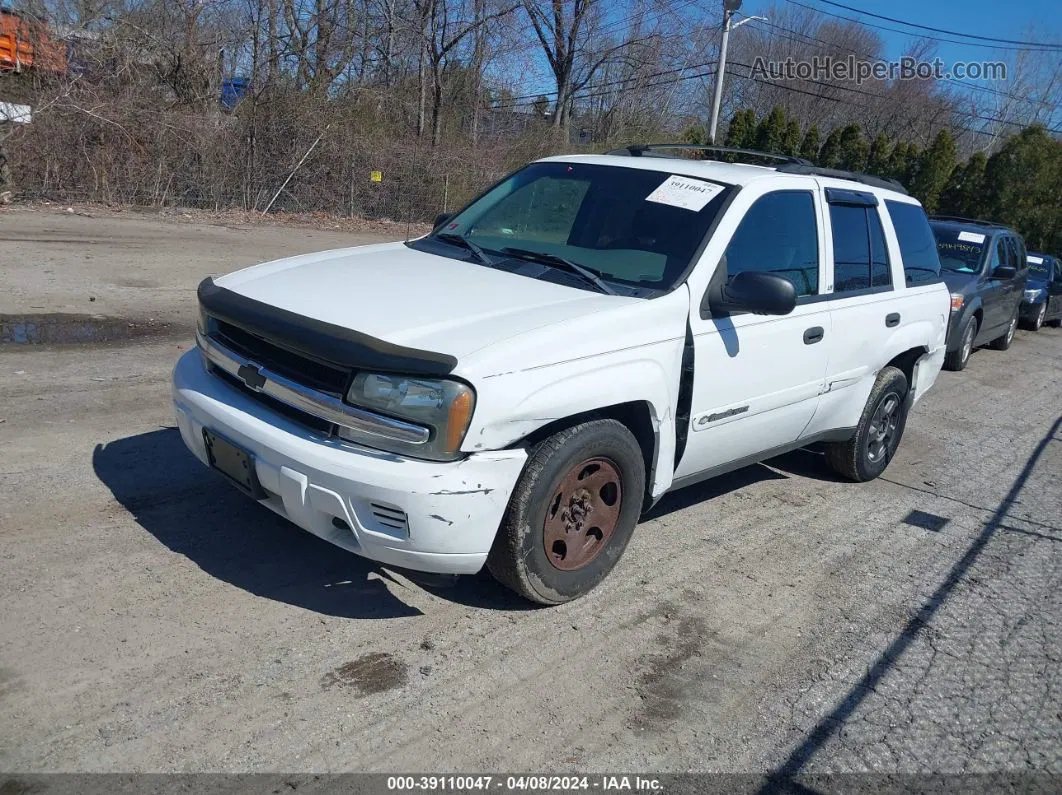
[1023,302,1047,331]
[988,309,1018,350]
[1047,318,1062,328]
[943,315,977,371]
[824,366,909,483]
[487,419,645,605]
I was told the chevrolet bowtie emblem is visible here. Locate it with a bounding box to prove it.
[237,363,267,391]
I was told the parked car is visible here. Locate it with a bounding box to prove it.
[929,216,1029,371]
[173,146,949,604]
[1019,252,1062,330]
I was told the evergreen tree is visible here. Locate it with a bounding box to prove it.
[681,124,707,145]
[982,125,1062,251]
[818,128,843,169]
[782,120,802,157]
[799,126,821,163]
[836,124,869,172]
[940,152,987,219]
[754,106,787,154]
[867,133,891,176]
[910,129,957,214]
[724,109,756,149]
[887,141,911,184]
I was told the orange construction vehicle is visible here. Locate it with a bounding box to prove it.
[0,8,66,74]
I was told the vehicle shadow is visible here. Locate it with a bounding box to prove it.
[645,463,788,520]
[764,446,849,483]
[760,414,1062,794]
[91,427,531,618]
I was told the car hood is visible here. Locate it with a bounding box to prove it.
[1026,275,1049,290]
[941,270,980,294]
[216,241,636,362]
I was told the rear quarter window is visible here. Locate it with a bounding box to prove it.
[885,201,942,285]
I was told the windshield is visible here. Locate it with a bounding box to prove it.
[931,226,988,273]
[1027,255,1050,278]
[416,161,733,294]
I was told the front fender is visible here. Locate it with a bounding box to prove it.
[948,296,982,349]
[462,344,684,499]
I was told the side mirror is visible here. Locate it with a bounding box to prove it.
[433,212,454,230]
[992,265,1017,280]
[710,271,797,316]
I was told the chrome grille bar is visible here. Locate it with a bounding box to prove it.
[197,331,430,446]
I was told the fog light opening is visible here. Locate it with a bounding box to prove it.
[331,516,352,532]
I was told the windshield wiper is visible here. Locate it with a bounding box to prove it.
[501,247,617,295]
[434,232,493,266]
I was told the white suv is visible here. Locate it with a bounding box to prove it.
[172,146,950,604]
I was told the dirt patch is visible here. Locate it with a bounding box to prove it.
[0,314,185,346]
[631,610,717,733]
[321,653,408,695]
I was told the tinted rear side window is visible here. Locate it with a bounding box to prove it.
[830,204,892,293]
[885,200,941,285]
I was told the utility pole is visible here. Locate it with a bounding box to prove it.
[708,1,765,144]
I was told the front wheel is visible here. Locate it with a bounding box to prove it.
[1029,302,1047,331]
[825,366,909,482]
[487,419,646,605]
[943,315,977,371]
[989,310,1018,350]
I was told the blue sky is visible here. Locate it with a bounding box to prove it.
[741,0,1062,64]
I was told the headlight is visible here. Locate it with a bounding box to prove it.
[950,293,965,312]
[1024,288,1044,302]
[341,373,475,460]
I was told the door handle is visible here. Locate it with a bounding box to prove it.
[885,312,901,327]
[803,326,825,344]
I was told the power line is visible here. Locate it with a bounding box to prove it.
[809,0,1062,50]
[754,16,1062,113]
[784,0,1062,53]
[728,58,1062,134]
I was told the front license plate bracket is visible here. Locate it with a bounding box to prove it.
[202,429,266,499]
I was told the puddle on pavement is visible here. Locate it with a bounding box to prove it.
[1,314,179,345]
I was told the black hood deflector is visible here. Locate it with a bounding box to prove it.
[197,277,458,376]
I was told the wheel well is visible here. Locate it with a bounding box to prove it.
[515,402,657,504]
[886,346,928,389]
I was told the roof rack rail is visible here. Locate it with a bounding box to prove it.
[928,214,1008,228]
[604,143,812,166]
[775,163,908,195]
[603,144,910,195]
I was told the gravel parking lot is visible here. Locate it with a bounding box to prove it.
[2,207,1061,778]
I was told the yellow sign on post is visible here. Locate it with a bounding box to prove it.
[370,170,382,183]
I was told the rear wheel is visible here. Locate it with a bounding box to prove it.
[1047,318,1062,328]
[825,367,909,483]
[989,310,1018,350]
[943,316,977,371]
[487,419,645,605]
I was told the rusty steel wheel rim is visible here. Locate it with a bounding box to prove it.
[542,457,623,572]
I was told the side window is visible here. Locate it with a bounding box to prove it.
[830,203,892,293]
[884,200,941,285]
[993,238,1007,271]
[722,191,819,297]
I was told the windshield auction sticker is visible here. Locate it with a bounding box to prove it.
[645,175,724,212]
[957,231,986,244]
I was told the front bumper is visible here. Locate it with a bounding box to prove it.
[171,350,527,574]
[1020,299,1046,322]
